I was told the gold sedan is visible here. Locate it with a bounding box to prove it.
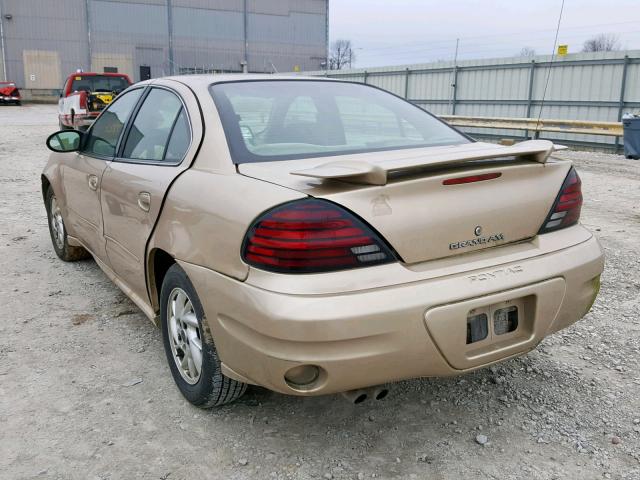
[42,75,604,407]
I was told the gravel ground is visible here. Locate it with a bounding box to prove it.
[1,104,639,480]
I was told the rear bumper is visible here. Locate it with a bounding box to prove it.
[180,229,603,396]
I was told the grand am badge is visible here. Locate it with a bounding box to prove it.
[449,231,505,250]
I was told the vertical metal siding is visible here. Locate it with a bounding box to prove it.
[173,7,243,40]
[1,0,88,87]
[625,63,640,103]
[246,5,327,73]
[304,50,640,150]
[366,72,404,97]
[410,70,451,101]
[172,0,242,9]
[0,0,327,86]
[91,1,167,36]
[89,1,169,79]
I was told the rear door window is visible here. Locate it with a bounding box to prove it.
[164,109,191,162]
[122,88,186,163]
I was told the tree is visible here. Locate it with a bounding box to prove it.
[582,33,620,52]
[329,39,356,70]
[518,47,536,57]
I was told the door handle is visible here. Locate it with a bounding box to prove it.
[137,192,151,212]
[87,174,98,191]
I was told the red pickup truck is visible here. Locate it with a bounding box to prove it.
[58,72,132,129]
[0,82,21,105]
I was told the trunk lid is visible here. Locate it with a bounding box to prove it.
[238,142,572,264]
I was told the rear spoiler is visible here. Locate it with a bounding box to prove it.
[290,140,567,186]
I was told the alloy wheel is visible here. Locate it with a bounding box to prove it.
[49,196,65,250]
[167,288,203,385]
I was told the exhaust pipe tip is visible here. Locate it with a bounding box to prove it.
[341,389,368,404]
[341,386,389,404]
[354,392,368,404]
[372,387,389,401]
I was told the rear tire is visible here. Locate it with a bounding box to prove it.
[160,264,247,408]
[45,185,90,261]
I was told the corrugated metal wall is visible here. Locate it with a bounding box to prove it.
[305,51,640,150]
[0,0,328,88]
[90,0,168,80]
[1,0,88,89]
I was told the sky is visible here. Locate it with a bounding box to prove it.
[329,0,640,68]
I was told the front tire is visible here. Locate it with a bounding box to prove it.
[45,186,90,261]
[160,264,246,407]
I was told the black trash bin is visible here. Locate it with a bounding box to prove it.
[623,116,640,159]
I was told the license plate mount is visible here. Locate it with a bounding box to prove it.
[424,278,566,370]
[494,305,518,335]
[466,299,522,345]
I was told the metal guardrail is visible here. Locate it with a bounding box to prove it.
[439,115,624,137]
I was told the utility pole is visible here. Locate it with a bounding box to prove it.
[167,0,174,75]
[84,0,93,71]
[0,0,7,81]
[324,0,329,70]
[449,38,459,114]
[453,38,459,64]
[242,0,248,72]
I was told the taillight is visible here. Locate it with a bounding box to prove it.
[78,91,88,109]
[242,199,396,273]
[539,167,582,234]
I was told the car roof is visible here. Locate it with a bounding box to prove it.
[161,74,336,89]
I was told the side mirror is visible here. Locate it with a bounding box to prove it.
[46,130,82,153]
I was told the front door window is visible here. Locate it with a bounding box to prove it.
[82,88,143,157]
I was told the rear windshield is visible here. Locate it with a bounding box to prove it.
[70,75,130,93]
[210,80,469,163]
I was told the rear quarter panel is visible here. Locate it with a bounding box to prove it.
[146,76,306,289]
[147,168,305,283]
